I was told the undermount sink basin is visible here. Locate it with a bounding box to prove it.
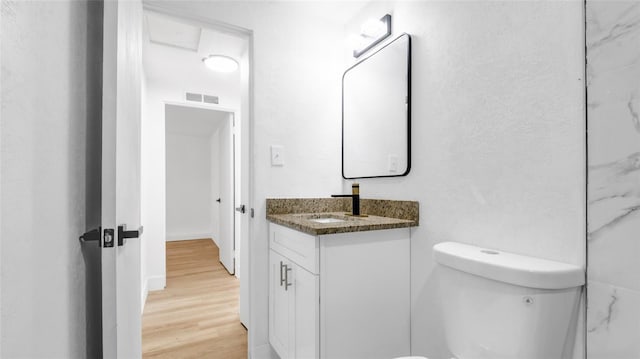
[294,213,358,224]
[309,217,347,224]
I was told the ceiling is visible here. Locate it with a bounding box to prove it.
[143,11,245,92]
[165,104,231,137]
[143,3,370,103]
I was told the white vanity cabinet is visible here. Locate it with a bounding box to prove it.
[269,249,319,359]
[269,223,411,359]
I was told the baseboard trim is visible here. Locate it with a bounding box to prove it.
[250,343,275,359]
[147,275,166,291]
[166,233,212,242]
[141,279,149,313]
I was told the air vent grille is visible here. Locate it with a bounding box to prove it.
[203,95,219,104]
[186,92,203,102]
[185,92,219,104]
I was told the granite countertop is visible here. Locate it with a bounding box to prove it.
[266,198,419,236]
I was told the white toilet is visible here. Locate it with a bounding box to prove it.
[430,241,584,359]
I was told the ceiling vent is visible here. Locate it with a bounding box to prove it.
[203,95,219,104]
[186,92,219,105]
[185,92,202,102]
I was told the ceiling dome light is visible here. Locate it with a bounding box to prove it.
[202,55,239,73]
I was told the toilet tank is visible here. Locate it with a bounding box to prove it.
[433,242,584,359]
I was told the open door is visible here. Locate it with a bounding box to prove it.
[101,0,143,357]
[219,114,235,274]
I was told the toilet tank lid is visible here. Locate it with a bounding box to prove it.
[433,242,585,289]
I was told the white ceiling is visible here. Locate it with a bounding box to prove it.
[165,104,231,137]
[143,11,245,91]
[143,3,370,102]
[147,12,202,51]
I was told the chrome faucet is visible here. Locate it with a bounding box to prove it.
[331,183,360,216]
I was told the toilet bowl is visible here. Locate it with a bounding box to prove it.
[433,242,584,359]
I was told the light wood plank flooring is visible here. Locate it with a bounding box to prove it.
[142,239,247,358]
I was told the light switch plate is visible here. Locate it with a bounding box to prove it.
[271,145,284,166]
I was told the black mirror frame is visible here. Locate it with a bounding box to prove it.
[341,33,412,180]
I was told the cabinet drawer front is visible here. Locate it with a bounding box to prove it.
[270,223,319,274]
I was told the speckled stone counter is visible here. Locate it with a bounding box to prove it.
[266,198,419,235]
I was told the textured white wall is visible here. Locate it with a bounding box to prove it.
[1,1,102,357]
[344,2,586,358]
[166,133,213,240]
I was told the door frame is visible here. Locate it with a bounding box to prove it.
[162,101,238,274]
[142,0,255,348]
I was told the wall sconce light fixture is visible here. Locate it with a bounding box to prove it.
[351,14,392,58]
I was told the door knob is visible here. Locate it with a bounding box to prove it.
[118,224,143,246]
[79,227,101,243]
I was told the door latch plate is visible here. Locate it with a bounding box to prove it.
[103,228,115,248]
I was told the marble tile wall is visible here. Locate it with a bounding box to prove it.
[587,2,640,357]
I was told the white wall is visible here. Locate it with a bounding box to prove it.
[344,2,586,358]
[1,0,103,357]
[166,132,213,240]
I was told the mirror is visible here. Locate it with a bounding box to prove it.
[342,33,411,179]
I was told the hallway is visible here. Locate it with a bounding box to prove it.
[142,239,247,358]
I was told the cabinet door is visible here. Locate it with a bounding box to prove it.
[293,264,319,359]
[269,250,293,359]
[319,228,411,359]
[270,249,320,359]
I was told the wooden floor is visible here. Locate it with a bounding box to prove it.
[142,239,247,359]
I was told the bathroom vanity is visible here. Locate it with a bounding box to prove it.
[266,198,418,359]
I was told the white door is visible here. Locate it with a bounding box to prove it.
[219,115,235,274]
[101,0,144,357]
[235,110,249,327]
